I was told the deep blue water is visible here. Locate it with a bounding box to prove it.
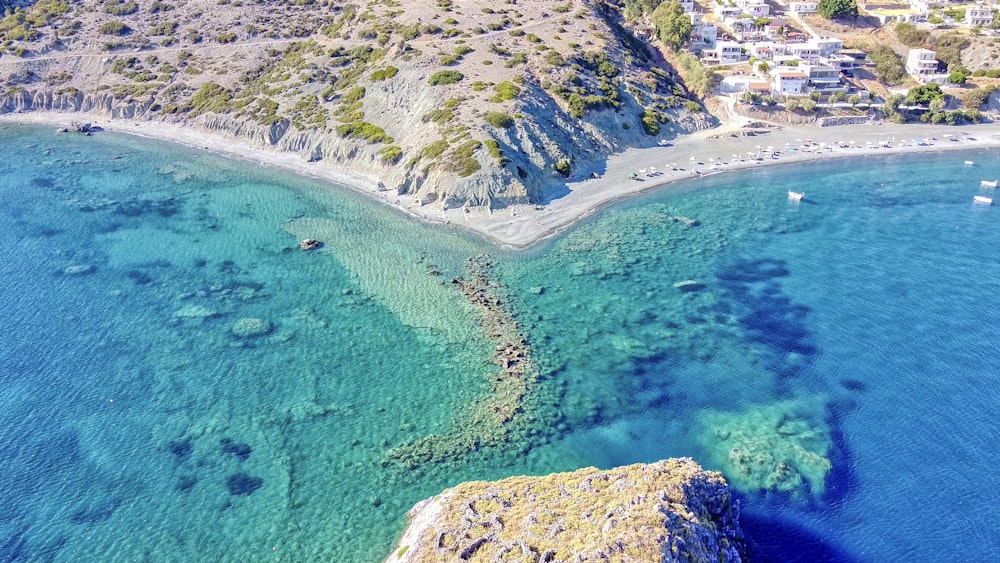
[1,124,999,561]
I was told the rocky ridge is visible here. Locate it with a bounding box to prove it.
[0,0,715,211]
[386,457,744,562]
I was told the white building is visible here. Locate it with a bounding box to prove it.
[689,13,719,51]
[905,48,946,84]
[678,0,695,13]
[772,70,808,94]
[717,41,746,64]
[789,43,822,63]
[788,1,817,13]
[813,37,843,57]
[966,4,994,26]
[802,64,843,92]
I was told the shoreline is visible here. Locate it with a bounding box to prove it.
[3,111,1000,249]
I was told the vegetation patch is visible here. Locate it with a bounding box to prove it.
[380,145,403,164]
[490,81,520,102]
[99,21,131,36]
[187,82,233,114]
[485,112,514,128]
[336,121,393,144]
[484,139,509,166]
[429,70,464,86]
[370,66,398,81]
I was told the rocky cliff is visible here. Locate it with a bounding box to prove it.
[386,458,744,562]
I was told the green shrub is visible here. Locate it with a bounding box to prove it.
[420,139,449,159]
[380,145,403,163]
[640,108,662,135]
[490,81,521,102]
[894,22,928,48]
[485,112,514,128]
[217,32,237,43]
[104,0,138,15]
[150,21,177,35]
[554,158,572,176]
[336,121,393,144]
[188,82,232,113]
[484,139,509,165]
[370,66,399,81]
[452,140,482,177]
[342,86,365,103]
[472,81,489,91]
[428,70,463,85]
[99,21,130,35]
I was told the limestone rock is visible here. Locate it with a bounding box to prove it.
[174,304,220,320]
[386,458,744,562]
[231,317,273,338]
[674,280,705,293]
[63,264,95,276]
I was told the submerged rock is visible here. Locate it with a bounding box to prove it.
[231,317,273,338]
[174,304,219,320]
[387,458,744,562]
[674,279,705,292]
[698,401,832,499]
[63,264,95,276]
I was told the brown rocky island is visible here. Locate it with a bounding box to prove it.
[386,458,744,562]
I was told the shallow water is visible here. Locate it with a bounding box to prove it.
[1,125,999,561]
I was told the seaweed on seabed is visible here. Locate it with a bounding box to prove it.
[220,438,252,461]
[226,473,263,496]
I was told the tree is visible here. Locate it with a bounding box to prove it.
[848,94,861,106]
[757,61,770,74]
[929,97,946,112]
[651,1,693,52]
[948,70,967,84]
[817,0,858,19]
[906,82,943,105]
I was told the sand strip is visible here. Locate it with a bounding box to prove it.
[3,111,999,249]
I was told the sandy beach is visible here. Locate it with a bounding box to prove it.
[4,111,1000,249]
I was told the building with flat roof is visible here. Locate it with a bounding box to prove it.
[966,4,994,26]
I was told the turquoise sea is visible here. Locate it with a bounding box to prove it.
[2,124,1000,561]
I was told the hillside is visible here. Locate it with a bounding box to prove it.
[0,0,714,209]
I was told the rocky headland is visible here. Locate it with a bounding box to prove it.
[386,457,744,562]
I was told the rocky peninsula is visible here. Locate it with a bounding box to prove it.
[386,457,744,562]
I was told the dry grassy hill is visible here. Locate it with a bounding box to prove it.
[0,0,715,209]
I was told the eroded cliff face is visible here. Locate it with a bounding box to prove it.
[0,0,716,212]
[386,458,744,563]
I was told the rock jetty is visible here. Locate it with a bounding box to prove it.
[386,457,744,562]
[387,254,538,467]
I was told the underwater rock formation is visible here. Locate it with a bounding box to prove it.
[387,255,540,467]
[231,317,273,338]
[386,458,744,562]
[698,401,832,499]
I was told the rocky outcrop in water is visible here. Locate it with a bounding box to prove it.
[387,254,539,467]
[386,457,744,562]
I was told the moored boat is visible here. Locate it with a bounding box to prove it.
[974,195,993,205]
[788,191,805,201]
[980,180,997,188]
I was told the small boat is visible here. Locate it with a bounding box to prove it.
[974,195,993,205]
[965,160,975,165]
[788,191,805,201]
[981,180,998,188]
[299,238,322,250]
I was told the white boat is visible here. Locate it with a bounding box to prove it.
[974,195,993,205]
[965,160,975,165]
[981,180,998,188]
[788,191,805,201]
